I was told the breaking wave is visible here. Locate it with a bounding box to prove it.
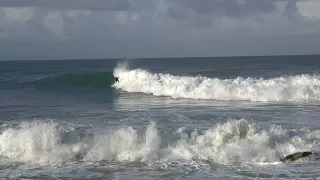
[113,63,320,102]
[0,119,318,166]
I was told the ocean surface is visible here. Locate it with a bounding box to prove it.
[1,55,320,179]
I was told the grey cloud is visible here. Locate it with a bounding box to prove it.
[284,1,299,17]
[186,0,274,16]
[0,0,320,60]
[0,0,132,11]
[156,0,304,29]
[163,0,304,21]
[169,0,277,16]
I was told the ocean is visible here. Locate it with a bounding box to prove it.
[0,55,320,179]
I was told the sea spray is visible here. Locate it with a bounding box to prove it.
[85,121,160,162]
[0,120,86,164]
[0,119,319,166]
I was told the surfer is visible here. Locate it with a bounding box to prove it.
[114,77,119,83]
[280,151,314,162]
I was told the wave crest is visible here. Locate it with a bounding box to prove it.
[113,64,320,102]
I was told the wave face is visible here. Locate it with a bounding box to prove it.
[0,71,116,91]
[113,63,320,102]
[0,119,318,165]
[33,72,115,90]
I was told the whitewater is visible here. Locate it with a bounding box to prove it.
[114,63,320,102]
[1,118,319,165]
[1,56,320,179]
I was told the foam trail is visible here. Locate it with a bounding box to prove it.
[113,63,320,102]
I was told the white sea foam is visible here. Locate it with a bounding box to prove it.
[85,121,160,162]
[113,63,320,102]
[164,119,320,165]
[0,119,318,166]
[0,120,86,164]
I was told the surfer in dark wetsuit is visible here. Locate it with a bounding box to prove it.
[280,151,314,162]
[114,77,119,83]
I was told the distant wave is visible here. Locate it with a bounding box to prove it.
[113,63,320,102]
[0,119,318,165]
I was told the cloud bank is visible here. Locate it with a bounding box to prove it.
[0,0,320,60]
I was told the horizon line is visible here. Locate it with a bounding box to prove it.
[1,53,319,62]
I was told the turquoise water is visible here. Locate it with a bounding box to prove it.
[1,56,320,179]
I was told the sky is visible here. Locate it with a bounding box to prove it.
[1,0,320,60]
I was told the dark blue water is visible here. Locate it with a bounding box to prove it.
[1,55,320,179]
